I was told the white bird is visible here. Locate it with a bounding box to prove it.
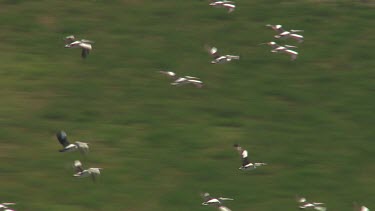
[206,45,240,64]
[0,203,16,211]
[64,35,94,58]
[297,196,326,211]
[73,160,103,182]
[233,144,267,171]
[159,71,204,88]
[260,41,299,61]
[56,131,89,154]
[209,1,236,13]
[266,24,304,43]
[201,193,233,211]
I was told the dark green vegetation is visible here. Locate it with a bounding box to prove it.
[0,0,374,210]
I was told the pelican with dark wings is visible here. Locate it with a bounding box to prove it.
[56,131,89,154]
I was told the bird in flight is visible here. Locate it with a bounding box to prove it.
[73,160,103,182]
[201,192,233,211]
[233,144,267,170]
[296,196,326,211]
[266,24,304,43]
[260,41,299,61]
[64,35,94,58]
[205,45,240,64]
[159,71,204,88]
[56,131,89,154]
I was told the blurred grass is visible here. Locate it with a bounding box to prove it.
[0,0,374,210]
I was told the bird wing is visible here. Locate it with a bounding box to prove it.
[185,76,199,79]
[56,131,70,147]
[205,45,220,59]
[73,160,84,173]
[81,49,90,58]
[81,39,94,44]
[189,80,204,88]
[64,35,75,44]
[284,44,297,48]
[219,197,234,201]
[201,192,214,202]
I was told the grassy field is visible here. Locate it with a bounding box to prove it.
[0,0,374,210]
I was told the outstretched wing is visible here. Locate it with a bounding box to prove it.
[201,192,213,202]
[81,39,94,44]
[205,45,220,59]
[64,35,75,44]
[73,160,84,173]
[57,131,70,147]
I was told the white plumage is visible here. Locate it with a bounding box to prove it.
[297,196,326,211]
[209,1,236,13]
[73,160,103,182]
[261,41,299,61]
[64,35,94,58]
[0,202,16,211]
[206,45,240,64]
[159,71,204,88]
[266,24,304,43]
[56,131,89,154]
[201,193,233,211]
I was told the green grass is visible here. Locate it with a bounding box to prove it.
[0,0,374,210]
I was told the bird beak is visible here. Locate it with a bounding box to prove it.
[64,45,70,48]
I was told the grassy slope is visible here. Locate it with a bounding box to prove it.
[0,0,374,210]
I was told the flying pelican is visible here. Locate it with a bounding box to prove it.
[266,24,304,43]
[260,41,299,61]
[201,192,233,211]
[159,71,204,88]
[233,144,267,170]
[209,1,236,13]
[296,196,326,211]
[206,45,240,64]
[73,160,103,182]
[56,131,89,154]
[64,35,94,58]
[0,202,16,211]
